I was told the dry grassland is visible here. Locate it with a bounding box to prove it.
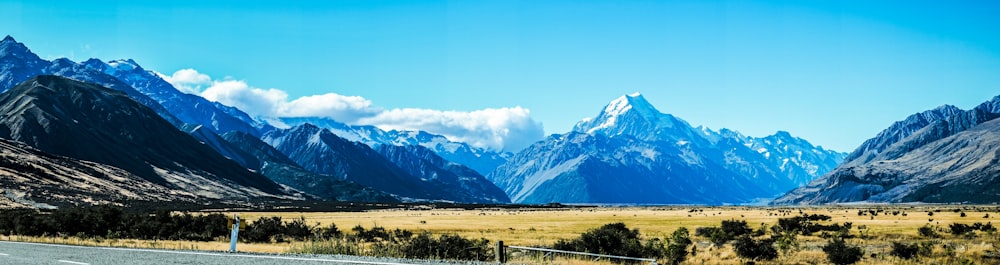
[6,205,1000,264]
[226,205,997,244]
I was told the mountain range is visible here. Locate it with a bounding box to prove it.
[488,93,846,204]
[775,96,1000,204]
[278,117,510,176]
[10,35,955,208]
[0,36,506,203]
[0,75,296,206]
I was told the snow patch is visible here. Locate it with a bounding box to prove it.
[512,156,586,202]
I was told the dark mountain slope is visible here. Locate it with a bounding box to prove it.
[221,131,396,202]
[262,124,443,201]
[0,75,286,199]
[0,137,196,208]
[775,95,1000,204]
[374,144,509,203]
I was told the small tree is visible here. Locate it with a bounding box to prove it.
[721,219,752,238]
[918,225,939,238]
[318,223,342,240]
[733,235,777,262]
[950,223,973,236]
[552,222,664,259]
[664,227,692,265]
[890,242,919,260]
[773,231,799,256]
[822,237,863,265]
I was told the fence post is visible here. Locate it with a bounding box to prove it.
[496,240,506,264]
[229,214,240,253]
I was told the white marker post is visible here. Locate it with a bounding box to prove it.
[229,214,240,253]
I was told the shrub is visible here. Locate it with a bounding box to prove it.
[664,227,691,265]
[721,219,752,238]
[890,242,919,259]
[402,233,492,261]
[552,222,664,259]
[918,225,938,238]
[317,223,342,240]
[822,237,863,265]
[695,226,731,246]
[733,235,777,262]
[773,231,799,256]
[351,225,391,242]
[284,217,313,241]
[0,207,232,241]
[695,226,720,238]
[950,223,973,236]
[242,216,286,243]
[697,219,752,246]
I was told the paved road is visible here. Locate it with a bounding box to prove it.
[0,241,443,265]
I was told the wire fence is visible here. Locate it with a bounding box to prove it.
[502,244,657,265]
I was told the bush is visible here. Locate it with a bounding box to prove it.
[664,227,691,265]
[317,223,342,240]
[552,222,664,259]
[0,207,232,242]
[773,231,799,256]
[243,216,286,243]
[695,226,729,246]
[822,237,863,265]
[950,223,973,236]
[721,219,752,238]
[284,217,312,241]
[733,235,777,262]
[352,225,391,242]
[918,225,939,238]
[400,233,492,261]
[697,219,752,246]
[890,242,919,259]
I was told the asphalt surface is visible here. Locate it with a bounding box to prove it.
[0,241,450,265]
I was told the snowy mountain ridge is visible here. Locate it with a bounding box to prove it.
[489,93,847,204]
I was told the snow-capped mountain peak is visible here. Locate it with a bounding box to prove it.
[106,59,141,73]
[0,36,34,58]
[582,92,663,134]
[574,92,707,146]
[603,92,657,117]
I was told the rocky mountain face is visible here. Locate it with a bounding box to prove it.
[703,129,847,187]
[775,95,1000,204]
[0,137,197,209]
[0,36,48,90]
[280,117,510,176]
[220,131,396,202]
[374,144,510,203]
[0,75,291,200]
[1,36,265,137]
[489,93,846,204]
[0,36,518,205]
[490,132,769,204]
[261,124,506,202]
[0,37,182,127]
[85,58,272,136]
[841,105,964,167]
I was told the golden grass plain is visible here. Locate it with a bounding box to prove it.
[6,205,1000,264]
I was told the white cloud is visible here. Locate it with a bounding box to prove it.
[360,107,544,152]
[201,79,288,116]
[159,69,544,152]
[157,68,212,94]
[281,93,382,122]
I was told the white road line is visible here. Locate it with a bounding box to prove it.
[0,253,9,256]
[0,241,419,265]
[58,260,90,265]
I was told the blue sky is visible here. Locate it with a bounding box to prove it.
[2,0,999,152]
